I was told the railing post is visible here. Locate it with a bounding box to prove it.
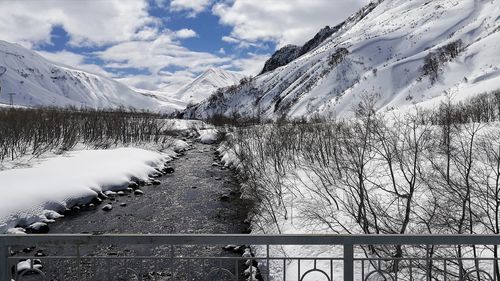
[344,244,354,281]
[0,238,9,281]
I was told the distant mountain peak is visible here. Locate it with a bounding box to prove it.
[168,67,244,105]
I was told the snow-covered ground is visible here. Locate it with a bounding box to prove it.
[219,119,500,280]
[0,147,175,234]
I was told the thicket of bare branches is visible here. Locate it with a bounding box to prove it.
[0,107,175,162]
[225,89,500,279]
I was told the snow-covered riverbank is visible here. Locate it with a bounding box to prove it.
[0,147,179,234]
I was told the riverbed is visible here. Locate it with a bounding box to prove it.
[15,142,251,280]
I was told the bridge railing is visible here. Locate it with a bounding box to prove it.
[2,234,500,280]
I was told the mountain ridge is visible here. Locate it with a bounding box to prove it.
[165,67,244,105]
[184,0,500,120]
[0,40,184,113]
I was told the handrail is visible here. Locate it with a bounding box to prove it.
[3,234,500,281]
[2,234,500,245]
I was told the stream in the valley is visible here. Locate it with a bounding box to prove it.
[14,142,252,281]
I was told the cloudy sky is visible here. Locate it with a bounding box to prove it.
[0,0,368,92]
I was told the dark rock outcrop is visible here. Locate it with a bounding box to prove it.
[259,24,344,75]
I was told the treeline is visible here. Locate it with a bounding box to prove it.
[0,107,175,161]
[427,90,500,124]
[225,89,500,279]
[422,39,464,82]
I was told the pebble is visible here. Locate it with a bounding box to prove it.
[102,204,113,211]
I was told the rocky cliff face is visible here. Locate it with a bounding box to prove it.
[259,24,344,75]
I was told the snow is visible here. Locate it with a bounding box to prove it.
[0,147,169,233]
[0,40,182,113]
[187,0,500,120]
[16,259,42,273]
[218,122,500,280]
[162,67,244,104]
[197,129,219,144]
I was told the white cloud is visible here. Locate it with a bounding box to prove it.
[175,29,198,39]
[37,50,112,77]
[98,34,230,74]
[117,72,195,92]
[0,0,154,46]
[96,33,234,90]
[170,0,212,16]
[226,53,270,76]
[213,0,370,47]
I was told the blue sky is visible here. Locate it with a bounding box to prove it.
[0,0,368,92]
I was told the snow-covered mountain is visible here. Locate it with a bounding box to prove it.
[165,67,244,104]
[185,0,500,119]
[0,40,184,113]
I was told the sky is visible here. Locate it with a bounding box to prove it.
[0,0,369,92]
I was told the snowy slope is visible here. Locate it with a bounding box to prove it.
[133,88,187,113]
[0,40,181,113]
[185,0,500,119]
[166,67,244,104]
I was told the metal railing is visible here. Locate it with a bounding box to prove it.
[2,234,500,281]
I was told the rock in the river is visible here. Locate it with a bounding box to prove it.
[16,259,42,273]
[21,247,34,253]
[90,197,103,205]
[134,189,144,195]
[164,167,175,174]
[27,222,49,233]
[220,194,230,201]
[102,204,113,211]
[222,245,238,251]
[120,203,127,207]
[212,162,219,167]
[128,182,139,189]
[6,227,26,234]
[117,191,126,196]
[151,180,161,185]
[150,172,162,178]
[35,250,46,257]
[98,192,108,200]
